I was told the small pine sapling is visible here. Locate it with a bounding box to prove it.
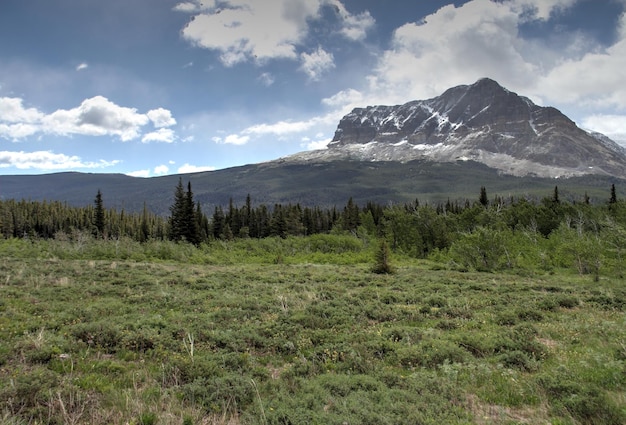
[373,238,394,274]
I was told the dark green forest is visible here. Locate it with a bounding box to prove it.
[1,179,625,275]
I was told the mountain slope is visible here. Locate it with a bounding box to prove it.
[1,161,623,216]
[288,78,626,178]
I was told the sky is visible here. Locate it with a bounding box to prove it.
[1,0,625,177]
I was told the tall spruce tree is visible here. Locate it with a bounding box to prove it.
[479,186,489,207]
[169,179,201,244]
[93,190,105,238]
[552,185,560,204]
[140,202,150,242]
[184,181,200,245]
[169,178,186,242]
[609,183,617,204]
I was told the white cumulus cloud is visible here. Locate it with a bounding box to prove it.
[178,163,216,173]
[0,150,119,170]
[0,97,44,123]
[154,164,170,175]
[127,169,151,178]
[302,135,331,150]
[322,0,625,122]
[365,1,537,104]
[330,0,374,41]
[223,134,250,145]
[176,0,374,66]
[142,128,176,143]
[299,46,335,81]
[147,108,177,128]
[42,96,150,141]
[0,95,177,143]
[244,119,316,136]
[582,115,626,144]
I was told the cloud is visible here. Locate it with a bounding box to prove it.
[364,1,538,105]
[174,2,200,13]
[128,169,151,178]
[302,134,331,150]
[76,63,89,71]
[299,46,335,81]
[176,0,374,66]
[211,134,251,145]
[154,164,170,175]
[43,96,150,141]
[0,123,40,139]
[147,108,177,127]
[178,163,216,173]
[243,119,315,136]
[536,18,626,109]
[224,134,250,145]
[0,97,44,123]
[330,0,374,41]
[257,72,275,87]
[0,95,176,142]
[322,88,364,109]
[582,115,626,143]
[142,128,176,143]
[0,150,119,170]
[322,0,624,120]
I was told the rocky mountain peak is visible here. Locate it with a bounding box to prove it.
[314,78,626,178]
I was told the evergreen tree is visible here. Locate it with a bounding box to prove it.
[212,206,226,239]
[372,238,394,274]
[93,190,105,238]
[270,204,287,238]
[196,203,209,242]
[140,202,150,242]
[244,194,252,229]
[609,183,617,204]
[169,178,187,242]
[184,182,200,245]
[256,204,271,238]
[168,179,200,244]
[342,197,361,232]
[552,185,560,204]
[479,186,489,207]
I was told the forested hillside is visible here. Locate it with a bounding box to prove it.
[2,180,625,275]
[3,160,625,216]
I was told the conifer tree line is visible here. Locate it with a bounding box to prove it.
[1,180,624,258]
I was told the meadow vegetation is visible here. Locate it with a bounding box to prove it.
[0,186,625,424]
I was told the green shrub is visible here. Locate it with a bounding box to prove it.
[537,374,625,425]
[70,322,121,353]
[497,350,538,372]
[397,339,468,368]
[0,366,58,414]
[180,374,255,413]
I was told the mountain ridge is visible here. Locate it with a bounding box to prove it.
[284,78,626,179]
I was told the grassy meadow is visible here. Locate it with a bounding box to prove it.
[0,236,625,424]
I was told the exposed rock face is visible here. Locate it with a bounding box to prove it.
[293,78,626,178]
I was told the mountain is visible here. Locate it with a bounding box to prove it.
[287,78,626,179]
[2,78,625,214]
